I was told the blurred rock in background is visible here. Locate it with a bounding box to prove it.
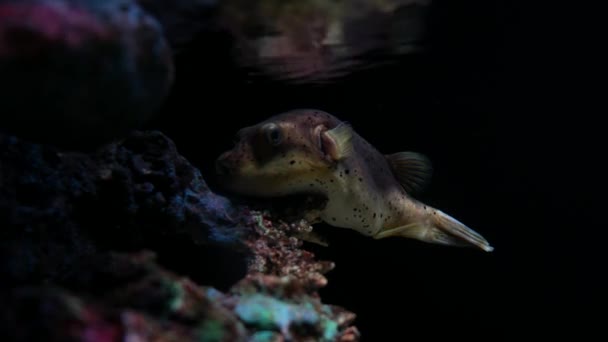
[0,0,174,149]
[218,0,432,83]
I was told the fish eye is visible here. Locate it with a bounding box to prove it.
[264,123,282,146]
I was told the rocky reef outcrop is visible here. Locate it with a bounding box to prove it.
[0,131,359,341]
[0,0,360,340]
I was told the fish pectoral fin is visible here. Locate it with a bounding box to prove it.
[373,211,493,252]
[322,122,353,160]
[385,152,432,195]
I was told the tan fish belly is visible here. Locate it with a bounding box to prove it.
[317,161,419,237]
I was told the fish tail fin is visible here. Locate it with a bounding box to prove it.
[374,206,493,252]
[429,209,494,252]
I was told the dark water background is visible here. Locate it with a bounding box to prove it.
[145,0,599,339]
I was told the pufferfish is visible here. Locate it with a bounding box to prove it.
[216,109,493,252]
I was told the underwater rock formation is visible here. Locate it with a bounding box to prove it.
[0,0,174,149]
[0,131,359,341]
[0,1,365,339]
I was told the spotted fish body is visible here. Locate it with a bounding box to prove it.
[216,109,493,252]
[317,134,406,236]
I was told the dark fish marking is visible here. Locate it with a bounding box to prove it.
[290,160,295,165]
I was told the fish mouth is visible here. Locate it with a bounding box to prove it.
[215,157,233,177]
[214,161,243,194]
[215,153,256,193]
[215,150,244,177]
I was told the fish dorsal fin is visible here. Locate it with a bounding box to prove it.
[322,122,353,161]
[385,152,433,194]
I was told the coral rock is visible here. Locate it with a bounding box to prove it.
[0,0,174,148]
[0,131,358,341]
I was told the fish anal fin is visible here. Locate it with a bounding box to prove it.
[385,152,432,194]
[374,222,427,240]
